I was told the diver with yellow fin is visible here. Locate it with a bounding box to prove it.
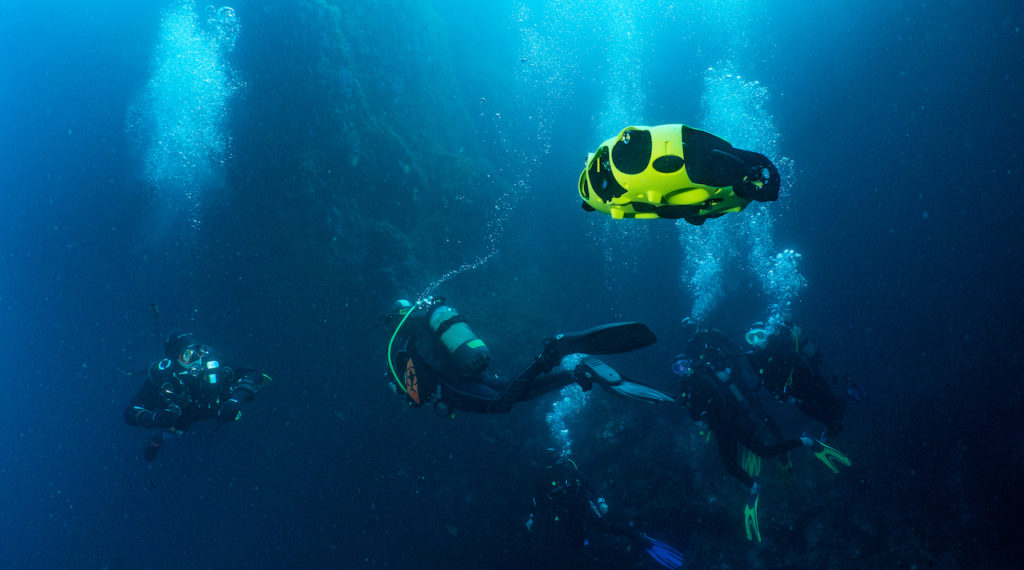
[671,321,851,542]
[379,297,675,415]
[578,124,779,224]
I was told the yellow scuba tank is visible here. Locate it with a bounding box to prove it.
[578,124,761,221]
[429,305,493,375]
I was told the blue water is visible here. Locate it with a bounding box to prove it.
[2,1,1022,568]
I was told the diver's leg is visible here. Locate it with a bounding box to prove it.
[440,375,509,414]
[736,428,804,460]
[486,360,565,411]
[517,367,578,402]
[714,426,756,488]
[490,361,588,409]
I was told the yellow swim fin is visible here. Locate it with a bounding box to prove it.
[740,446,762,478]
[744,484,762,543]
[812,440,851,474]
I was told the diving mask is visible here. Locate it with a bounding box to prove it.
[671,356,694,377]
[745,328,769,350]
[179,344,209,366]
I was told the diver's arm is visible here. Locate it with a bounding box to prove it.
[124,364,179,428]
[215,368,266,423]
[228,368,263,402]
[124,381,162,428]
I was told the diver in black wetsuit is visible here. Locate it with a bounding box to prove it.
[673,327,808,486]
[124,331,271,461]
[672,322,850,542]
[526,457,685,569]
[743,322,851,438]
[379,297,675,415]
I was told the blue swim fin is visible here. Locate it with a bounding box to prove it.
[641,533,685,569]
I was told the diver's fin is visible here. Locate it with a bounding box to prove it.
[577,357,675,404]
[546,322,656,359]
[744,484,762,543]
[740,446,762,478]
[602,379,676,404]
[811,440,851,473]
[641,533,686,569]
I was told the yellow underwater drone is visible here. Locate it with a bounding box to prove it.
[578,124,780,225]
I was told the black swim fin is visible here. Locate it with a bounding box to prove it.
[521,323,657,379]
[577,357,675,404]
[545,322,657,359]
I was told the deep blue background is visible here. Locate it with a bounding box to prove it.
[1,1,1022,568]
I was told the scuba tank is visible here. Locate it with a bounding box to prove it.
[428,305,492,376]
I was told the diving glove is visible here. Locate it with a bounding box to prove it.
[152,405,182,428]
[217,398,243,422]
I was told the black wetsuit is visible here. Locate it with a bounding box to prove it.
[679,330,803,488]
[124,357,263,431]
[681,367,804,489]
[529,462,646,554]
[387,303,577,414]
[746,326,846,436]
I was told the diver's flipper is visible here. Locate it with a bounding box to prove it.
[546,322,656,358]
[641,533,686,569]
[603,380,676,404]
[811,440,851,473]
[740,446,762,478]
[523,324,656,382]
[577,357,675,404]
[744,484,762,543]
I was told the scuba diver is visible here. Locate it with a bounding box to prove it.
[578,124,779,224]
[124,330,272,462]
[526,457,685,569]
[379,297,675,415]
[672,322,850,542]
[744,322,852,439]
